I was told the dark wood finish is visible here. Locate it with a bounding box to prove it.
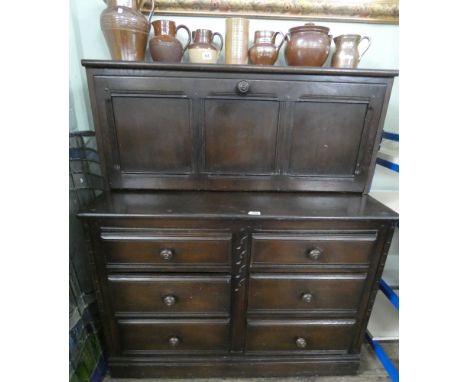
[230,228,251,353]
[203,99,279,174]
[79,191,398,220]
[251,232,377,268]
[83,60,396,192]
[100,229,231,270]
[108,354,360,378]
[247,274,367,313]
[108,274,231,316]
[288,102,368,175]
[82,60,397,77]
[117,318,230,354]
[110,96,193,174]
[245,319,356,352]
[351,223,396,353]
[79,61,398,378]
[79,196,396,377]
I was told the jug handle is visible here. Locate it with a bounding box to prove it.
[211,32,224,52]
[274,32,286,51]
[138,0,155,27]
[358,36,371,60]
[176,24,192,53]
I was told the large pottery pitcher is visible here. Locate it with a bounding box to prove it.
[332,34,371,68]
[100,0,155,61]
[149,20,191,63]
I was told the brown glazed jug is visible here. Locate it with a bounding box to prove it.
[188,29,223,64]
[100,0,155,61]
[332,34,371,68]
[149,20,191,63]
[248,31,285,65]
[284,25,331,66]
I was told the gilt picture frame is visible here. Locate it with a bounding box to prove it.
[141,0,399,24]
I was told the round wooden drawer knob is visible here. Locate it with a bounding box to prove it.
[163,295,176,306]
[306,248,322,260]
[295,337,307,348]
[168,336,180,346]
[301,292,313,303]
[160,248,174,261]
[237,80,250,94]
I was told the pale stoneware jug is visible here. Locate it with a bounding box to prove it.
[188,29,223,64]
[332,34,371,69]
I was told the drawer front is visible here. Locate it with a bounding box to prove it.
[245,319,356,352]
[248,274,366,313]
[117,319,230,354]
[101,230,232,268]
[108,275,231,315]
[251,232,377,268]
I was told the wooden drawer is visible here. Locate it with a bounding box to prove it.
[245,319,356,353]
[117,318,230,354]
[248,274,366,313]
[251,232,377,268]
[108,275,231,315]
[101,230,231,269]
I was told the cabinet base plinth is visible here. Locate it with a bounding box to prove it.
[109,354,360,378]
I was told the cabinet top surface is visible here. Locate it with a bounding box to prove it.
[78,191,398,220]
[82,60,399,78]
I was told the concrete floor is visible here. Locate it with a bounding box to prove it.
[104,342,398,382]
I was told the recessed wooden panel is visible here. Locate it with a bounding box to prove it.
[288,101,368,175]
[108,275,231,315]
[246,319,356,352]
[117,319,230,354]
[248,274,367,312]
[204,99,279,174]
[112,96,192,173]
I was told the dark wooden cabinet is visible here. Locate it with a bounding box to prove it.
[80,61,398,378]
[86,61,394,192]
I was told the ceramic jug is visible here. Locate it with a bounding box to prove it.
[100,0,154,61]
[332,34,371,68]
[284,24,331,66]
[188,29,223,64]
[149,20,191,63]
[248,31,285,65]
